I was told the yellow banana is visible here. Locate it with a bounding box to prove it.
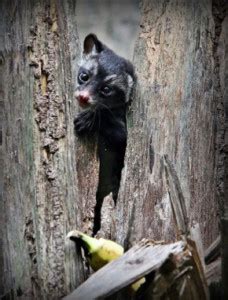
[130,277,146,294]
[67,230,124,271]
[67,230,145,294]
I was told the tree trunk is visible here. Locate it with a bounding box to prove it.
[0,0,227,299]
[115,0,226,251]
[0,0,91,299]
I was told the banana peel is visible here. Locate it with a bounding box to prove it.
[67,230,145,294]
[131,277,146,292]
[67,230,124,271]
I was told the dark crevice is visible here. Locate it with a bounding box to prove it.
[212,0,226,213]
[211,1,227,299]
[149,134,154,174]
[123,199,136,250]
[92,135,126,236]
[74,105,128,237]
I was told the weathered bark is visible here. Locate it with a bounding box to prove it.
[220,2,228,298]
[114,0,227,254]
[0,0,87,299]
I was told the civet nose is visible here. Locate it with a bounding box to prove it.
[75,91,90,106]
[78,94,89,104]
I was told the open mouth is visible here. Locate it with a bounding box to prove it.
[75,91,93,108]
[75,96,91,108]
[78,99,91,108]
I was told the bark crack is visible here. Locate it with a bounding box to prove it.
[212,0,226,215]
[93,137,126,236]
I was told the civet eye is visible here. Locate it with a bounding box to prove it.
[100,85,112,96]
[78,72,89,83]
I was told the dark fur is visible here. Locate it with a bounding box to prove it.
[74,34,136,234]
[74,34,135,151]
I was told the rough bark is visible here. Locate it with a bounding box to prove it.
[220,2,228,298]
[0,1,88,299]
[114,0,226,252]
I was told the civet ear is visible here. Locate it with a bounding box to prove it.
[83,33,104,55]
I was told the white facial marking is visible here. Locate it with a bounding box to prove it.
[125,74,134,102]
[127,74,134,89]
[103,74,118,82]
[78,57,98,77]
